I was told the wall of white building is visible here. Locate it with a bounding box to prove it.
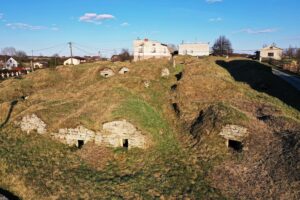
[5,58,18,70]
[63,58,81,66]
[133,39,172,61]
[179,43,210,57]
[260,46,283,60]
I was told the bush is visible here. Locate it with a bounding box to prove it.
[111,49,133,62]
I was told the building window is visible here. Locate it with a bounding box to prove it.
[152,47,156,53]
[183,50,187,55]
[138,46,144,53]
[268,52,274,57]
[190,50,194,54]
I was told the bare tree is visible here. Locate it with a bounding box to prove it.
[1,47,17,56]
[212,36,233,56]
[52,53,59,57]
[16,50,27,59]
[296,48,300,61]
[15,50,28,63]
[284,46,296,58]
[118,49,133,62]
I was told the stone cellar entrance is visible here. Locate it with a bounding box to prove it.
[219,125,248,153]
[78,140,85,149]
[123,139,129,148]
[228,139,243,152]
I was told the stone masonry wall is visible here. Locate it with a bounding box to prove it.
[52,126,98,147]
[20,114,47,134]
[101,120,147,148]
[219,125,248,141]
[19,115,148,149]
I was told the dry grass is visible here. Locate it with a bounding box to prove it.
[77,142,113,170]
[175,56,300,199]
[0,56,299,199]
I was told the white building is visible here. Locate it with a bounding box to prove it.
[34,62,48,69]
[179,43,210,57]
[260,45,283,61]
[5,57,18,70]
[133,39,172,61]
[63,58,81,66]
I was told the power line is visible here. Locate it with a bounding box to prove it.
[57,46,68,55]
[73,42,131,53]
[73,45,96,56]
[32,43,66,52]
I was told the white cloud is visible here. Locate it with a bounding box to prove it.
[6,23,46,30]
[236,28,277,34]
[121,22,129,27]
[209,17,223,22]
[79,13,115,24]
[6,23,58,31]
[206,0,223,3]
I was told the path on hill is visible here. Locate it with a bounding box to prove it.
[0,100,18,129]
[272,69,300,92]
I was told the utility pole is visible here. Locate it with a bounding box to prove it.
[68,42,73,65]
[31,50,33,71]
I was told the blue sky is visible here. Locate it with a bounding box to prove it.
[0,0,300,57]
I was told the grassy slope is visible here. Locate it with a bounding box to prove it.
[0,56,299,199]
[176,56,300,122]
[175,56,300,199]
[0,59,223,199]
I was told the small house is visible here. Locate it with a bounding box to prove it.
[34,61,48,69]
[5,57,18,70]
[133,38,172,61]
[260,45,283,61]
[179,43,210,57]
[63,57,86,66]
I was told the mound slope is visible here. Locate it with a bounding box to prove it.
[0,57,299,199]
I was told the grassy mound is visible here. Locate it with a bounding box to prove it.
[0,56,299,199]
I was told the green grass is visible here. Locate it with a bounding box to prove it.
[2,57,299,199]
[0,124,223,199]
[112,88,179,152]
[173,64,185,75]
[0,84,224,199]
[216,102,249,125]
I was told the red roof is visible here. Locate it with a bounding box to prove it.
[13,67,27,71]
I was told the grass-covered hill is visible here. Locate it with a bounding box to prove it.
[0,56,299,199]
